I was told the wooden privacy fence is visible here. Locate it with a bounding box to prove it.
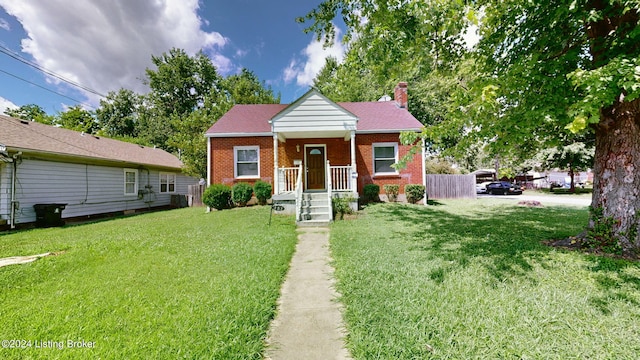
[426,174,477,199]
[187,184,206,207]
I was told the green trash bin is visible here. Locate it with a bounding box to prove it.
[33,203,67,228]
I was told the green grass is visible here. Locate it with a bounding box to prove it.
[331,200,640,359]
[0,207,297,359]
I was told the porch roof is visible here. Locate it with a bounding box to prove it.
[205,99,423,137]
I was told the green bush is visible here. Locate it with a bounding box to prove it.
[405,184,426,204]
[363,184,380,203]
[332,195,355,220]
[232,182,254,207]
[203,184,232,210]
[383,184,400,202]
[253,180,272,205]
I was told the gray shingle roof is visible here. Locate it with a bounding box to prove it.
[0,115,183,169]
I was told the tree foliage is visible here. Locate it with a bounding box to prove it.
[56,105,98,133]
[303,0,640,252]
[96,89,141,138]
[539,142,595,192]
[4,104,54,124]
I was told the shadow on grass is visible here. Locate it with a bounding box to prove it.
[585,256,640,314]
[375,203,586,283]
[369,202,640,313]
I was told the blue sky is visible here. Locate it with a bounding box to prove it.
[0,1,346,114]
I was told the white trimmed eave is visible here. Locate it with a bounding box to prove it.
[355,128,423,134]
[206,132,273,138]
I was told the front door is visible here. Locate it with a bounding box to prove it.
[305,145,326,190]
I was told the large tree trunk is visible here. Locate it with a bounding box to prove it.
[590,98,640,252]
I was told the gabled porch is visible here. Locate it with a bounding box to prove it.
[268,89,360,224]
[274,161,358,225]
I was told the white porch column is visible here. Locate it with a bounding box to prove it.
[273,134,279,194]
[350,130,357,193]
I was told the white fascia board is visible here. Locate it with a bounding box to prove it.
[355,129,422,134]
[205,132,273,138]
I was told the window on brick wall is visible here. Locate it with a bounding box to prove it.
[373,142,398,175]
[234,146,260,178]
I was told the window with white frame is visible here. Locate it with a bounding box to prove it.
[234,146,260,178]
[159,172,176,193]
[124,169,138,196]
[373,143,399,175]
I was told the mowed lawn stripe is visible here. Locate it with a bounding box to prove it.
[330,200,640,359]
[0,206,297,359]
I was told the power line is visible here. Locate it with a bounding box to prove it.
[0,44,106,98]
[0,68,96,109]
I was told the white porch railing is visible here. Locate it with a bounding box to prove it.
[278,165,355,193]
[330,165,353,192]
[278,167,300,193]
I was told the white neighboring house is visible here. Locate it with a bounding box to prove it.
[0,115,198,228]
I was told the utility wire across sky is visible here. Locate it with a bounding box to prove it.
[0,43,104,109]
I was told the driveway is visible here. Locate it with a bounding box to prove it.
[478,193,591,207]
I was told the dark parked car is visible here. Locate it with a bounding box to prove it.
[486,181,523,195]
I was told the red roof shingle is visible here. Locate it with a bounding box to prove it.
[205,100,422,136]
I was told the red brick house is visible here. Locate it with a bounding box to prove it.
[205,82,425,224]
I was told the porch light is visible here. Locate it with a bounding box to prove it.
[296,144,300,152]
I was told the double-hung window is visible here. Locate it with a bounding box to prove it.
[124,169,138,196]
[159,173,176,193]
[372,143,399,175]
[234,146,260,178]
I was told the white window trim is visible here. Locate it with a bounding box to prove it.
[372,142,399,175]
[234,145,260,179]
[159,172,177,194]
[124,169,138,196]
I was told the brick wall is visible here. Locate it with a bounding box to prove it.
[209,133,424,196]
[209,136,274,187]
[356,133,423,195]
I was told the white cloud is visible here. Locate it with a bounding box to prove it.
[0,17,9,30]
[0,0,232,105]
[283,27,346,87]
[0,96,17,114]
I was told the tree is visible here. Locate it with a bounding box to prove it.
[168,88,232,178]
[56,105,98,133]
[96,89,141,138]
[540,142,595,193]
[302,0,640,254]
[4,104,54,124]
[223,68,280,104]
[146,48,220,118]
[142,48,222,152]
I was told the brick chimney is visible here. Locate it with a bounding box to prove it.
[394,82,408,109]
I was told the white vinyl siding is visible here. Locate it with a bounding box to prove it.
[3,159,199,225]
[271,93,357,133]
[373,143,399,175]
[159,172,176,193]
[124,169,138,196]
[234,146,260,178]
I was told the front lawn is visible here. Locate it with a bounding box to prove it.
[331,200,640,359]
[0,207,297,359]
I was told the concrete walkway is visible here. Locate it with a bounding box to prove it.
[264,227,351,360]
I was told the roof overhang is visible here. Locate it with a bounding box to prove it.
[4,146,183,171]
[355,128,422,134]
[277,130,353,141]
[206,132,273,138]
